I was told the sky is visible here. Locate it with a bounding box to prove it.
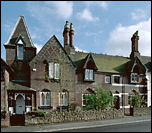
[1,1,151,61]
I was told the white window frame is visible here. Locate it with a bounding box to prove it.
[105,75,111,84]
[131,73,139,83]
[85,69,94,81]
[40,92,50,106]
[49,62,54,79]
[59,92,68,106]
[55,63,60,79]
[82,93,92,107]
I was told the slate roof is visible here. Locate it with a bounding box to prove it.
[7,81,36,91]
[138,55,151,72]
[70,52,131,74]
[1,58,14,74]
[4,15,34,47]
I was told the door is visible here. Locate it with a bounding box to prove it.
[114,96,120,109]
[16,95,25,114]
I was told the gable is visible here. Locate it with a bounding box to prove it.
[29,35,75,68]
[127,56,146,74]
[77,53,98,72]
[4,15,34,47]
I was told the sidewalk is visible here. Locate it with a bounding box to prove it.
[1,115,151,132]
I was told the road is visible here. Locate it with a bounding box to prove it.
[61,120,151,132]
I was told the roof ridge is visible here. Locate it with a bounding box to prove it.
[75,51,129,58]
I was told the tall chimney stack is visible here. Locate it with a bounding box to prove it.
[130,31,140,58]
[63,21,70,47]
[69,23,74,48]
[131,30,139,52]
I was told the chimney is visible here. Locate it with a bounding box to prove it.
[69,23,74,48]
[130,31,140,58]
[63,21,70,47]
[131,30,139,52]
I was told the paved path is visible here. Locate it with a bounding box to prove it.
[1,115,151,132]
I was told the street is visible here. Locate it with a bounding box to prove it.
[61,120,151,132]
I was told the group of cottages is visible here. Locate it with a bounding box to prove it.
[1,15,151,115]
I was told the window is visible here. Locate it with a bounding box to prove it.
[131,73,139,83]
[105,75,111,84]
[59,92,68,106]
[49,62,53,79]
[17,45,24,60]
[82,88,95,106]
[82,94,89,107]
[48,62,60,79]
[55,63,60,79]
[114,75,120,84]
[40,91,50,106]
[85,69,94,81]
[46,93,50,106]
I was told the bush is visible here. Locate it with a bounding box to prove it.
[84,87,113,111]
[130,90,146,107]
[26,111,46,117]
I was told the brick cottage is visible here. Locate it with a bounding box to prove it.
[1,15,151,119]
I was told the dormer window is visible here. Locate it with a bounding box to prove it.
[16,36,24,60]
[85,69,94,81]
[131,73,139,83]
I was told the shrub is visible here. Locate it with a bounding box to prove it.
[26,111,46,117]
[84,87,113,111]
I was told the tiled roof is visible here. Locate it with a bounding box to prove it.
[138,55,151,72]
[4,15,34,47]
[70,52,131,73]
[8,81,36,91]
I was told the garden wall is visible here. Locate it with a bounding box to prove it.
[125,107,151,116]
[25,109,124,125]
[1,112,10,127]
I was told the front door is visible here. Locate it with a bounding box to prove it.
[114,96,120,109]
[16,95,25,114]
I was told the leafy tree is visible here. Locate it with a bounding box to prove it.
[84,87,114,110]
[130,91,145,107]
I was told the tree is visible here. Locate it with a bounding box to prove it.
[130,90,145,107]
[84,87,114,110]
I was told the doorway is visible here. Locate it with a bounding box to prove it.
[16,94,25,114]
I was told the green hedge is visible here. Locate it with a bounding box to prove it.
[26,111,46,117]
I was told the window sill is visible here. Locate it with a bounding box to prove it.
[105,82,111,84]
[45,78,60,83]
[38,106,52,109]
[84,79,95,82]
